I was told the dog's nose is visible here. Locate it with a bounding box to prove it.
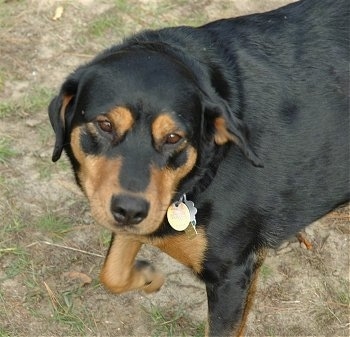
[111,194,149,225]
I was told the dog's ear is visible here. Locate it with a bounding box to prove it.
[48,77,79,162]
[204,97,263,167]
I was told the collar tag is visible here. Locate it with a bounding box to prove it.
[167,194,197,238]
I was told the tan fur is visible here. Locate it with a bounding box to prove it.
[214,117,239,145]
[106,106,134,136]
[60,95,74,129]
[100,229,207,294]
[233,249,267,337]
[149,228,207,273]
[152,113,186,146]
[100,234,165,294]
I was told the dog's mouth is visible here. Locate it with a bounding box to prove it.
[102,193,198,237]
[88,192,172,236]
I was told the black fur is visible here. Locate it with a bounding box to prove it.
[49,0,349,335]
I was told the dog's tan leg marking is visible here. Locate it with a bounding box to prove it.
[234,248,267,337]
[100,234,164,294]
[203,249,267,337]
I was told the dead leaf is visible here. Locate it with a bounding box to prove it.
[63,271,92,286]
[52,6,64,21]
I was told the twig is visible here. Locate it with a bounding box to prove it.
[43,281,60,311]
[326,305,343,324]
[27,241,104,258]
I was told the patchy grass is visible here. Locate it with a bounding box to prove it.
[0,102,15,118]
[0,87,53,119]
[145,304,205,337]
[311,277,350,328]
[0,69,6,93]
[36,213,73,239]
[260,263,274,282]
[21,87,54,116]
[0,138,16,163]
[0,86,53,119]
[2,248,30,278]
[89,13,123,38]
[44,282,91,334]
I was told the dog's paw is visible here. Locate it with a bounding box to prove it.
[135,260,165,293]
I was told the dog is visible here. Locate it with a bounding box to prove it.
[48,0,349,335]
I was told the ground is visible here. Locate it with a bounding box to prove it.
[0,1,349,336]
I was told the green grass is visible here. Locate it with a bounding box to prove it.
[260,264,274,282]
[45,284,90,334]
[0,69,6,93]
[0,327,11,337]
[99,228,112,248]
[145,304,205,337]
[0,138,16,163]
[36,213,72,239]
[333,278,350,306]
[0,102,16,118]
[1,247,30,278]
[89,14,123,37]
[37,159,52,179]
[22,87,53,115]
[0,86,53,119]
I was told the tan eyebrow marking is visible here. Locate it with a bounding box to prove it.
[152,113,185,144]
[106,106,134,136]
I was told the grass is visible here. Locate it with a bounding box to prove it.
[89,14,122,37]
[36,213,73,239]
[0,328,11,337]
[0,102,15,118]
[145,304,205,337]
[0,138,16,163]
[44,282,90,334]
[1,247,30,278]
[0,69,7,93]
[310,277,350,330]
[260,263,274,282]
[0,86,53,119]
[36,154,71,180]
[21,87,54,116]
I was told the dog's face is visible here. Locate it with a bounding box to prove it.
[49,48,260,235]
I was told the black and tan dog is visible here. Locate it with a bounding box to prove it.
[48,0,349,335]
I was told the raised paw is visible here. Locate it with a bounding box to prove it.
[135,260,165,293]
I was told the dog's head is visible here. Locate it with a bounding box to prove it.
[49,46,261,235]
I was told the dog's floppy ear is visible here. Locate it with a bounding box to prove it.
[204,96,263,167]
[48,77,79,162]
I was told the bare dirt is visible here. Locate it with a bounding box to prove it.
[0,1,349,336]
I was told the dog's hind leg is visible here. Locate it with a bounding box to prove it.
[100,233,164,294]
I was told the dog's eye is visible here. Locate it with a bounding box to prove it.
[165,133,182,145]
[98,120,113,133]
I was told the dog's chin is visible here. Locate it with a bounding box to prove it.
[96,217,163,236]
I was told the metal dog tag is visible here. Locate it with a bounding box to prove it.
[183,195,197,225]
[167,194,198,238]
[184,221,198,239]
[183,195,198,239]
[167,201,191,231]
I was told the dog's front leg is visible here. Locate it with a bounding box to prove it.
[100,233,165,294]
[206,248,266,337]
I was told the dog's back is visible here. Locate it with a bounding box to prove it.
[196,0,349,243]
